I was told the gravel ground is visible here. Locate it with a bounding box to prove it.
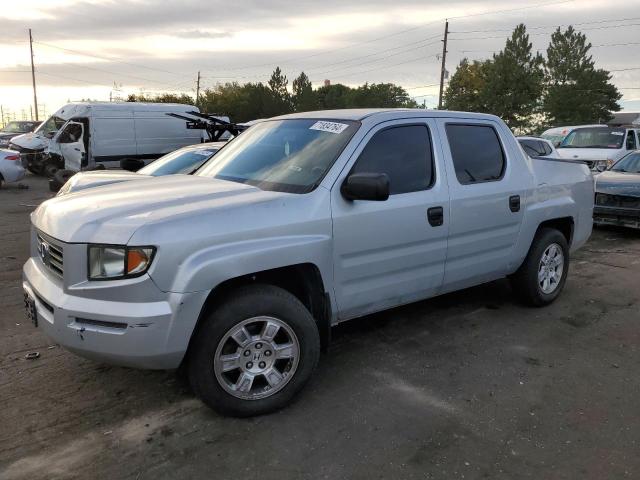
[1,174,639,480]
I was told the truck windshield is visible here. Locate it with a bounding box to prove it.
[139,147,220,176]
[196,119,360,193]
[559,128,625,149]
[35,116,67,138]
[610,152,640,173]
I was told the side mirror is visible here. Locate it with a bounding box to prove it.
[341,172,390,201]
[595,163,607,173]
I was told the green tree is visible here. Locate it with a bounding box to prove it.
[315,83,353,109]
[266,66,292,116]
[126,92,195,105]
[349,83,418,108]
[543,26,621,125]
[443,58,489,112]
[292,72,317,112]
[481,24,544,132]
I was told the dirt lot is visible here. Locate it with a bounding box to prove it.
[1,174,639,480]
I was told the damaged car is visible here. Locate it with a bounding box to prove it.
[594,150,640,229]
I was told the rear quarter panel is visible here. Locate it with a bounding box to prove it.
[510,158,593,271]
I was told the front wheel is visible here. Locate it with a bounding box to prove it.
[187,285,320,417]
[511,228,569,307]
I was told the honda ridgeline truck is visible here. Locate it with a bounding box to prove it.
[23,109,593,416]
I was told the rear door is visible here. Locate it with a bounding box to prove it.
[436,119,526,292]
[331,118,450,320]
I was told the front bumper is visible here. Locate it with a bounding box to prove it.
[593,205,640,229]
[22,257,206,369]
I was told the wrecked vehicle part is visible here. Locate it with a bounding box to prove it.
[594,151,640,229]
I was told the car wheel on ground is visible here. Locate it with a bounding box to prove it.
[49,169,75,192]
[120,158,144,172]
[43,162,60,179]
[187,284,320,417]
[511,228,569,307]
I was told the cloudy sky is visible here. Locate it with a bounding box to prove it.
[1,0,639,120]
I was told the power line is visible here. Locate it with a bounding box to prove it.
[33,40,194,78]
[449,22,640,41]
[450,15,640,33]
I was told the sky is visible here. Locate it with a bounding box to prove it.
[0,0,639,121]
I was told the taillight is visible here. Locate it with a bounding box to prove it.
[5,154,20,161]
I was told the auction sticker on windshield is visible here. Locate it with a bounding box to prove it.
[309,121,349,134]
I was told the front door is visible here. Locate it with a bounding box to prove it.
[58,121,86,171]
[331,119,450,320]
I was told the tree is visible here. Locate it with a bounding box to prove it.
[543,26,620,125]
[443,58,489,112]
[126,92,195,104]
[481,24,544,132]
[266,66,292,116]
[292,72,316,112]
[315,83,353,109]
[349,83,418,108]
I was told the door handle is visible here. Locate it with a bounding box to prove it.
[509,195,521,212]
[427,206,444,227]
[73,147,81,151]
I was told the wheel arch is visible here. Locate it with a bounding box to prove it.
[183,263,331,367]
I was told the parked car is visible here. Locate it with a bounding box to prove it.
[0,149,25,187]
[9,102,207,177]
[594,150,640,229]
[540,124,604,147]
[556,126,640,171]
[56,142,225,195]
[23,109,593,417]
[517,136,559,158]
[0,121,41,148]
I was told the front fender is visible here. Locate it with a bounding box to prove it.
[153,234,334,295]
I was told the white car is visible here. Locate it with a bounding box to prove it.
[0,149,25,188]
[556,126,640,171]
[540,124,604,147]
[517,136,559,158]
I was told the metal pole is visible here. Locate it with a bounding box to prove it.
[29,29,39,121]
[438,20,449,110]
[196,71,201,107]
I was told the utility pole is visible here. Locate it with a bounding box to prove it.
[438,20,449,110]
[196,71,201,107]
[0,105,4,128]
[29,29,39,121]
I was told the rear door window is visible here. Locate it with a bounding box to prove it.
[350,124,434,195]
[446,124,505,184]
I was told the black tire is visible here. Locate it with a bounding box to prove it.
[510,228,570,307]
[120,158,144,172]
[188,284,320,417]
[43,162,60,179]
[27,165,42,175]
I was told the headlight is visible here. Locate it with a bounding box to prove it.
[88,245,155,280]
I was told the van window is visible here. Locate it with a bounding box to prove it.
[626,131,637,150]
[59,123,82,144]
[446,124,505,184]
[351,125,434,195]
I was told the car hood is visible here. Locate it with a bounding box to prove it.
[33,175,287,244]
[556,148,617,161]
[10,132,49,151]
[62,170,149,195]
[595,171,640,197]
[0,132,17,141]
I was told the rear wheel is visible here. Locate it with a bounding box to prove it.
[188,285,320,417]
[511,228,569,307]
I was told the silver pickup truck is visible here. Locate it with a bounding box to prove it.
[23,109,593,416]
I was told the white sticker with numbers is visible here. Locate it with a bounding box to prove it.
[309,121,349,134]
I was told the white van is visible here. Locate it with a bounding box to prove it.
[540,124,604,147]
[10,102,209,175]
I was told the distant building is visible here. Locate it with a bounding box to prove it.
[608,111,640,126]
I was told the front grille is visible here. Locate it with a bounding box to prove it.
[36,233,64,278]
[596,193,640,209]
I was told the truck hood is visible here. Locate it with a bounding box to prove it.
[62,170,149,195]
[556,148,616,161]
[10,132,49,151]
[595,171,640,197]
[33,175,286,244]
